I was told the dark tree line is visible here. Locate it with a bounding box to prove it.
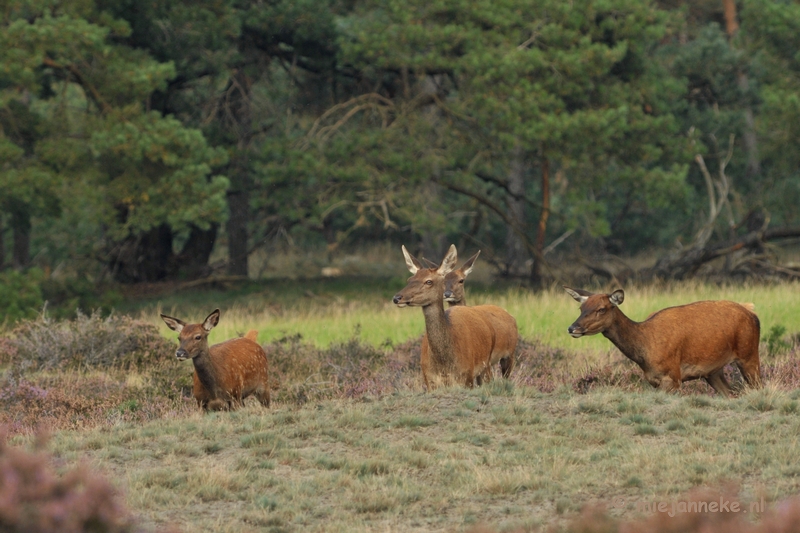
[2,0,800,286]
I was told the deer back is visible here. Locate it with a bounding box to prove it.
[475,305,518,364]
[441,306,497,371]
[639,300,760,370]
[202,336,269,401]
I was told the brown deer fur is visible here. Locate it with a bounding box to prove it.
[393,245,518,389]
[442,249,515,379]
[161,309,270,411]
[564,287,761,396]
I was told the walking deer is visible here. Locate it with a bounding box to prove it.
[393,245,518,389]
[161,309,270,411]
[563,287,761,396]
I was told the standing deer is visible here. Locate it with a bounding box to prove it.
[393,245,518,389]
[160,309,270,411]
[438,249,515,379]
[563,287,761,396]
[442,250,480,307]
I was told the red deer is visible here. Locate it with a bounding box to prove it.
[160,309,270,411]
[439,249,516,379]
[442,250,480,307]
[393,245,518,389]
[563,287,761,396]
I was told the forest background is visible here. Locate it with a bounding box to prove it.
[2,0,800,321]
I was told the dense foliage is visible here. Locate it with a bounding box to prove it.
[1,0,799,294]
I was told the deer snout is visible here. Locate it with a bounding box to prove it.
[443,290,454,300]
[567,323,584,338]
[176,348,189,360]
[392,294,407,307]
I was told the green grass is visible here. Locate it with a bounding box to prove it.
[7,278,800,531]
[29,383,800,532]
[132,279,800,360]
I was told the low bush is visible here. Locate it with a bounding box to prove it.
[0,430,139,533]
[266,333,420,404]
[7,310,175,371]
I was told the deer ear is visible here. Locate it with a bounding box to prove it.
[402,245,423,274]
[461,250,480,277]
[421,257,438,269]
[563,286,590,304]
[609,290,625,307]
[160,314,185,333]
[203,309,221,331]
[437,244,458,275]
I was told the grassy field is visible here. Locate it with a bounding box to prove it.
[28,383,800,532]
[4,278,800,532]
[134,278,800,364]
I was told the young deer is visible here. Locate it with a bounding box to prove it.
[393,245,518,389]
[161,309,270,411]
[564,287,761,396]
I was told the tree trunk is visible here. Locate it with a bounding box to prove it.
[723,0,760,178]
[226,189,249,276]
[222,67,253,277]
[504,144,526,277]
[110,224,173,283]
[0,216,5,270]
[530,155,550,287]
[10,209,31,269]
[171,223,219,280]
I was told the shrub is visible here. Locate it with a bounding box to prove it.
[7,310,176,371]
[0,268,45,325]
[39,277,123,318]
[266,333,420,404]
[0,430,138,533]
[764,324,792,357]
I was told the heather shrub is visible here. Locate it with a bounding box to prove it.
[266,332,420,404]
[0,312,191,434]
[0,371,194,435]
[567,489,800,533]
[0,430,139,533]
[7,310,176,371]
[465,488,800,533]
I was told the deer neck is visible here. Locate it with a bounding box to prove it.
[191,346,225,398]
[422,298,455,367]
[601,309,650,370]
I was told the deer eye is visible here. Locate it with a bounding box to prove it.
[194,334,202,340]
[597,308,607,315]
[424,280,433,285]
[459,279,465,284]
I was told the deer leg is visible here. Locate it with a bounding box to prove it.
[500,355,514,379]
[256,386,271,408]
[704,369,734,398]
[477,364,493,386]
[657,374,680,393]
[207,399,227,411]
[735,360,762,389]
[464,371,475,388]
